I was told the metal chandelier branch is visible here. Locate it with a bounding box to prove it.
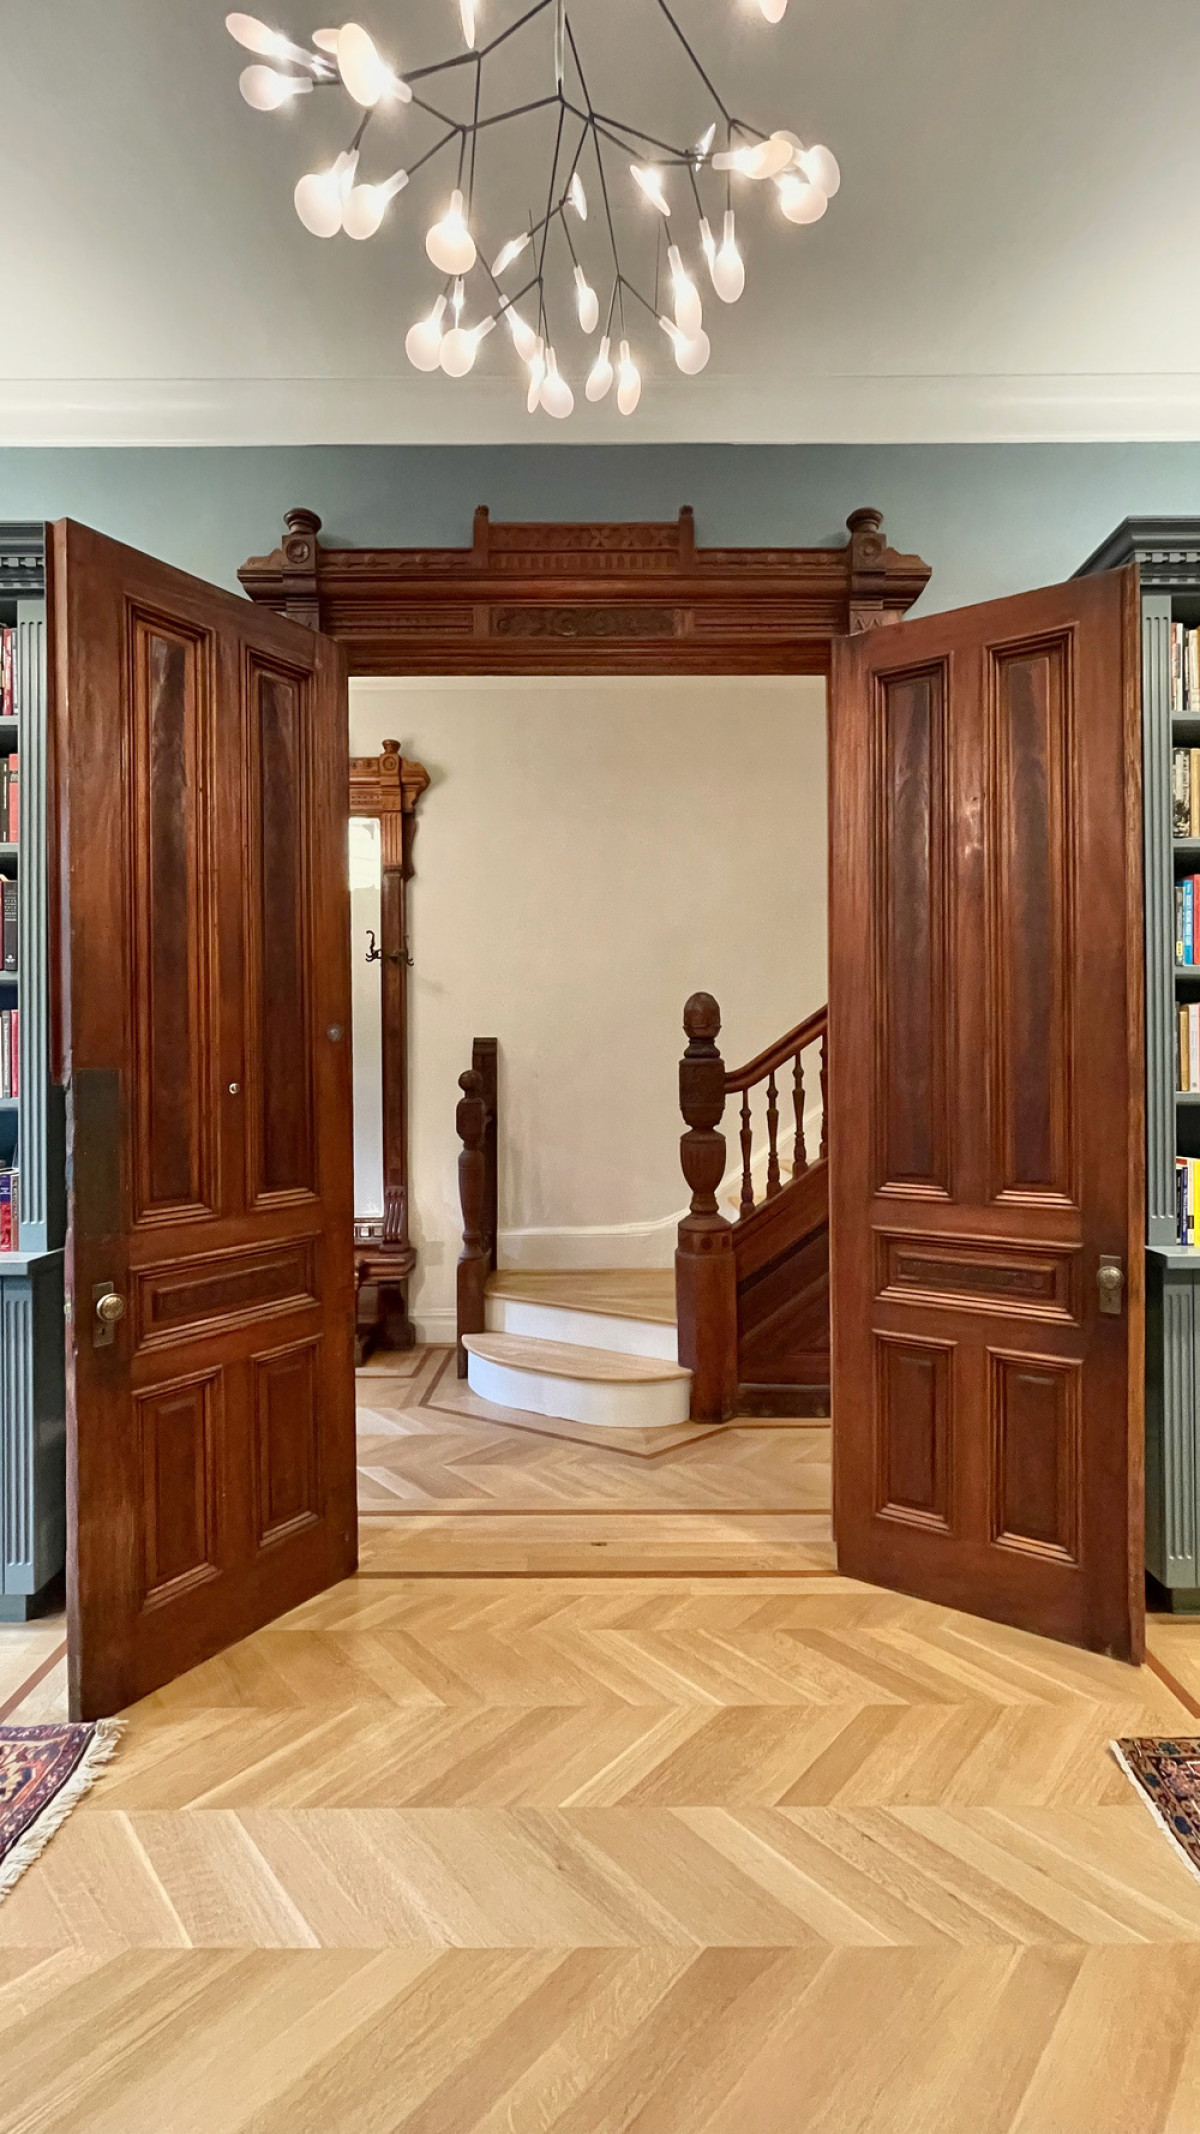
[226,0,841,418]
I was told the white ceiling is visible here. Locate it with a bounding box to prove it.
[4,0,1200,444]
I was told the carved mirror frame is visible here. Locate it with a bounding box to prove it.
[348,739,429,1361]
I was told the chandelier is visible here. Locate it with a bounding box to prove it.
[225,1,840,419]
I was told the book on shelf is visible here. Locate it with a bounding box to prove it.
[0,628,12,721]
[0,1167,20,1253]
[1181,1003,1200,1088]
[1171,622,1200,716]
[1173,747,1200,837]
[4,753,18,842]
[1175,874,1200,962]
[1178,1156,1200,1247]
[2,876,16,973]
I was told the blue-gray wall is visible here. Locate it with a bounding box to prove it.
[4,443,1200,612]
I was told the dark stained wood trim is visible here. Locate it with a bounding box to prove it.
[239,504,931,677]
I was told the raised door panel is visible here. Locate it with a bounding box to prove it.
[987,634,1078,1206]
[245,657,317,1207]
[253,1336,321,1548]
[874,1333,953,1533]
[872,663,952,1197]
[989,1349,1081,1567]
[136,1369,221,1609]
[130,610,219,1225]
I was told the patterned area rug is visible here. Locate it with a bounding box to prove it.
[0,1721,122,1900]
[1112,1737,1200,1884]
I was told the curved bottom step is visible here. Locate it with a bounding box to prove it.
[463,1332,692,1431]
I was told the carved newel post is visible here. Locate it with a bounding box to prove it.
[675,993,739,1423]
[456,1068,489,1376]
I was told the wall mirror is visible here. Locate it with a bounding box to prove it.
[348,739,429,1361]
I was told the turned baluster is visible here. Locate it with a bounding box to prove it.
[675,993,738,1423]
[456,1068,489,1376]
[765,1070,782,1198]
[819,1030,828,1161]
[738,1092,755,1220]
[793,1050,808,1175]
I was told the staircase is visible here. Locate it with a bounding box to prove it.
[452,999,829,1431]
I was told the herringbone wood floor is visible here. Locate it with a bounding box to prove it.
[2,1348,1200,2131]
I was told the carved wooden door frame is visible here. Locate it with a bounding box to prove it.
[238,505,931,676]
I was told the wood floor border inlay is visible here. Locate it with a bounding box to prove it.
[1145,1649,1200,1720]
[0,1636,68,1722]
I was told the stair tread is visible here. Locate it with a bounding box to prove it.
[485,1270,676,1326]
[464,1332,690,1384]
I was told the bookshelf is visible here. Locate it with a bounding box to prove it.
[0,525,65,1620]
[1080,519,1200,1607]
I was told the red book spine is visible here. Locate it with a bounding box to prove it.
[9,1009,17,1099]
[7,754,18,842]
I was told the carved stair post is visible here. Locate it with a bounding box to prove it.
[456,1068,489,1376]
[675,993,738,1423]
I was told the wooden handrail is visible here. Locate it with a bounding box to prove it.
[723,1004,828,1093]
[455,1037,498,1376]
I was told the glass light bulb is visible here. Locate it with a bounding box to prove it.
[459,0,477,45]
[659,317,710,374]
[312,26,340,50]
[440,322,486,378]
[226,13,288,56]
[573,266,599,335]
[295,170,343,236]
[630,164,671,216]
[569,172,588,220]
[668,245,702,339]
[539,350,574,420]
[586,335,613,402]
[616,340,641,416]
[694,121,716,160]
[712,209,745,302]
[426,187,476,275]
[713,134,792,181]
[502,304,539,362]
[777,172,827,224]
[758,0,788,19]
[525,340,545,414]
[491,231,530,276]
[405,295,447,372]
[798,144,841,198]
[674,328,710,375]
[699,217,716,271]
[336,21,410,106]
[341,167,406,239]
[239,64,310,109]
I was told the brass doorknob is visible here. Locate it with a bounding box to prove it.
[95,1291,126,1326]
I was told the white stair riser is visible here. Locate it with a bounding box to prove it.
[467,1350,692,1431]
[486,1295,678,1362]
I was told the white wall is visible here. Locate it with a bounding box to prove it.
[350,675,827,1339]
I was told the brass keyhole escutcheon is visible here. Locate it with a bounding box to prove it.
[93,1284,126,1348]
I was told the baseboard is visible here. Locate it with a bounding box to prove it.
[737,1382,832,1419]
[411,1306,457,1344]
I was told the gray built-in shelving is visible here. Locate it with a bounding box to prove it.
[1080,519,1200,1603]
[0,524,65,1619]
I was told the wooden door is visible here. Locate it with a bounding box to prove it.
[829,568,1144,1659]
[52,521,356,1718]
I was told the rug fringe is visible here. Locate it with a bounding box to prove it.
[0,1719,125,1905]
[1108,1739,1200,1891]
